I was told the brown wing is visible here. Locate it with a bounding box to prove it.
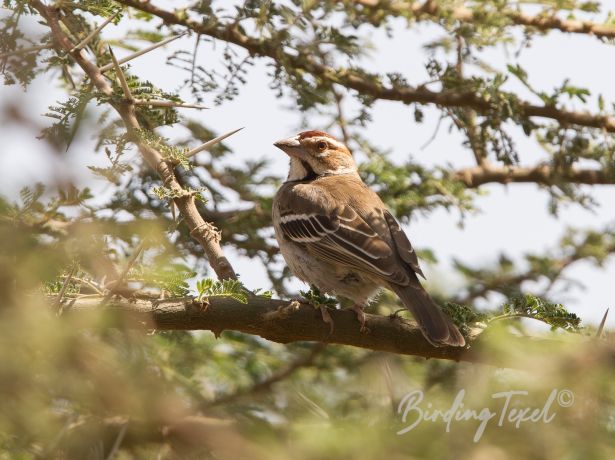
[383,210,425,279]
[277,189,410,285]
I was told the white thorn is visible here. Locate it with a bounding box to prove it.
[596,308,609,339]
[99,32,187,72]
[133,100,209,110]
[185,127,244,159]
[70,12,119,53]
[108,46,133,102]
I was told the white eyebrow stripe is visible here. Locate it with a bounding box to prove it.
[307,135,346,151]
[312,135,341,146]
[327,139,346,150]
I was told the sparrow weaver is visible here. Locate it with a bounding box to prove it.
[272,131,465,347]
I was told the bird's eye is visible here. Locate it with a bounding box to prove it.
[317,141,327,151]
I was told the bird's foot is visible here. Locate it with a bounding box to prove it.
[299,286,336,335]
[319,305,334,336]
[351,305,369,334]
[263,299,301,321]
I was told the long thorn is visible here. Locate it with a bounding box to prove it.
[101,240,147,304]
[596,308,609,339]
[56,262,78,315]
[185,127,244,160]
[70,12,119,53]
[133,99,208,109]
[105,420,129,460]
[99,33,186,72]
[108,46,133,102]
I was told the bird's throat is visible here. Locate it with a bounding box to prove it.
[300,160,318,181]
[287,158,318,182]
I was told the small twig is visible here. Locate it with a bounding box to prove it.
[69,12,119,53]
[184,127,244,160]
[381,358,397,413]
[62,63,76,89]
[55,263,78,315]
[420,113,444,150]
[488,313,536,323]
[60,275,104,295]
[101,241,146,303]
[99,33,187,72]
[105,420,129,460]
[108,46,133,102]
[207,343,327,407]
[596,308,609,339]
[433,182,461,208]
[170,201,177,222]
[332,87,353,155]
[190,33,201,85]
[36,416,76,459]
[0,44,52,59]
[133,99,208,109]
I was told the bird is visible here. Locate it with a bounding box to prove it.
[271,130,465,347]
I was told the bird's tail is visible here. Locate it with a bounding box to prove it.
[389,280,465,347]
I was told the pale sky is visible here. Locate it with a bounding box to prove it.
[1,3,613,326]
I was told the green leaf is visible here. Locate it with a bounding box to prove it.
[196,279,248,303]
[497,294,582,332]
[299,285,338,308]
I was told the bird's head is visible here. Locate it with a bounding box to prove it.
[274,130,357,181]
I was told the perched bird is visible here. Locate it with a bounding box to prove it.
[272,130,465,347]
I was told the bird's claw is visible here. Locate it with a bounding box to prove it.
[319,305,334,336]
[389,308,406,321]
[352,305,369,334]
[263,299,301,321]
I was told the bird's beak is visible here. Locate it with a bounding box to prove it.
[273,136,303,157]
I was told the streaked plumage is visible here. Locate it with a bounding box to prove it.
[272,131,465,347]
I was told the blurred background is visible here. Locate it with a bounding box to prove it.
[2,2,615,324]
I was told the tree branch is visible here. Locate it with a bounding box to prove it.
[31,0,236,280]
[453,163,615,187]
[117,0,615,133]
[356,0,615,41]
[63,295,574,368]
[0,43,52,59]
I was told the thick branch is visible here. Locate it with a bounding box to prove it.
[31,0,235,280]
[357,0,615,41]
[454,164,615,187]
[64,295,569,367]
[117,0,615,133]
